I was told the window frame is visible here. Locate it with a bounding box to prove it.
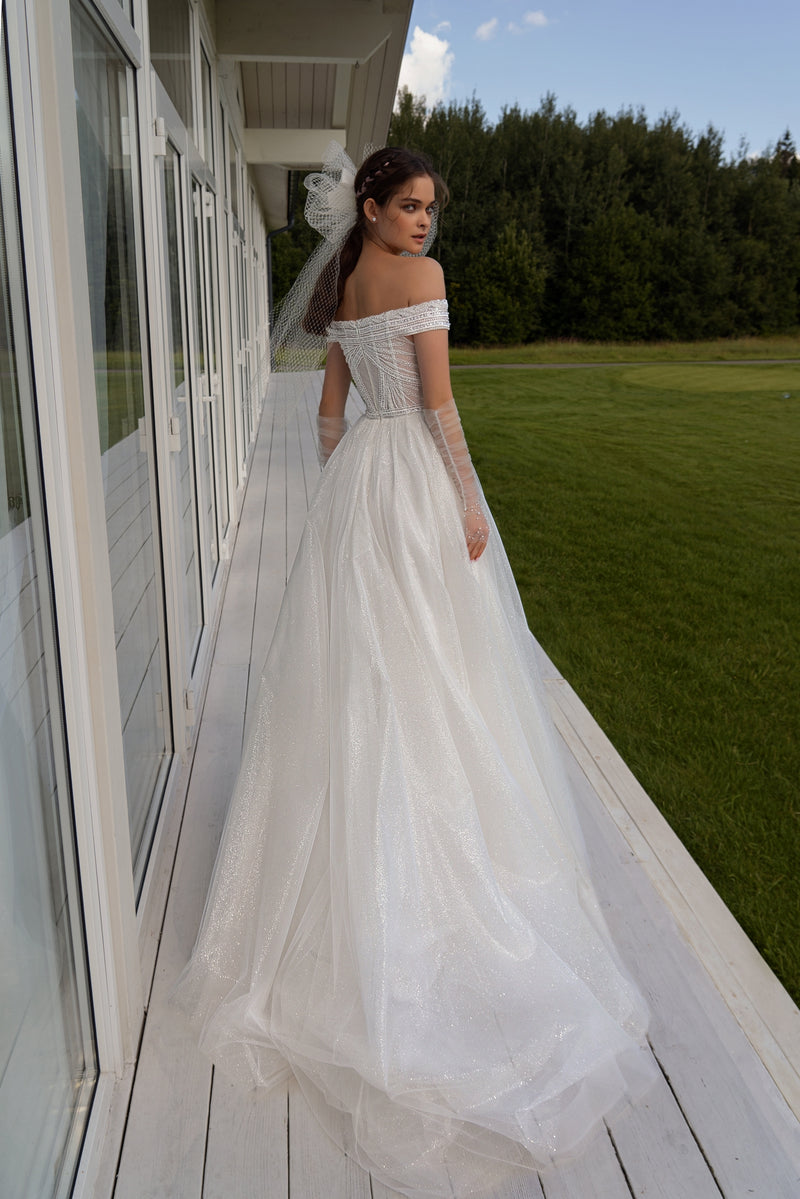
[8,0,146,1093]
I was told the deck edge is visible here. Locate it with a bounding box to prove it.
[543,673,800,1122]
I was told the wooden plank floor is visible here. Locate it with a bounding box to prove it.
[109,377,800,1199]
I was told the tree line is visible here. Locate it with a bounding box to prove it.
[272,91,800,345]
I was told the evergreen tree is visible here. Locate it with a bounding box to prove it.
[270,92,800,344]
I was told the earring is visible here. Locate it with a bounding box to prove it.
[371,216,377,222]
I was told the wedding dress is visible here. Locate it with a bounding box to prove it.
[175,299,656,1197]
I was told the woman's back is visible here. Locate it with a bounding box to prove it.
[328,298,450,419]
[334,245,444,323]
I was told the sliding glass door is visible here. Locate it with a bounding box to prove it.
[71,1,172,891]
[190,177,220,584]
[154,136,205,678]
[0,26,97,1197]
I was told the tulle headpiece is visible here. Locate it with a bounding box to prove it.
[268,143,360,382]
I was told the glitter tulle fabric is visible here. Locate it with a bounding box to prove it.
[174,300,657,1197]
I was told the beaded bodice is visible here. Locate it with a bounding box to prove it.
[327,299,449,417]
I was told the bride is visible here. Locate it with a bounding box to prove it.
[175,144,656,1197]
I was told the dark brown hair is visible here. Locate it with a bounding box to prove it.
[302,147,448,335]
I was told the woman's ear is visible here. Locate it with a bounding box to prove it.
[363,197,378,223]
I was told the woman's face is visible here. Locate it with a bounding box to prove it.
[368,175,436,255]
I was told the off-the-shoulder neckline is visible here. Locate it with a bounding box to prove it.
[329,297,447,328]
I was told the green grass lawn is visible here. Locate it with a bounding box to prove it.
[455,359,800,1003]
[450,331,800,366]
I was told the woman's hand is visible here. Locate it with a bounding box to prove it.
[465,506,489,560]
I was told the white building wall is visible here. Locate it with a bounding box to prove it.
[0,0,273,1194]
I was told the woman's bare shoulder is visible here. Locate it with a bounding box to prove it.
[404,256,446,304]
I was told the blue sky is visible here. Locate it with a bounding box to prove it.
[397,1,798,158]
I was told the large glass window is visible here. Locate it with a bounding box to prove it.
[228,123,239,221]
[157,144,203,674]
[231,230,250,463]
[200,44,214,170]
[148,0,192,129]
[71,2,171,890]
[203,194,229,537]
[0,28,97,1198]
[220,102,228,203]
[191,180,219,582]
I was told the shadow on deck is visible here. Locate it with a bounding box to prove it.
[101,376,800,1198]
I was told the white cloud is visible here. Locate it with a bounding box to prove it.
[509,10,550,34]
[397,26,454,108]
[476,18,499,41]
[435,21,452,33]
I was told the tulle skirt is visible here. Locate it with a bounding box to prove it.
[174,410,657,1197]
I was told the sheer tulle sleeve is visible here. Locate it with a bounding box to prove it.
[410,303,476,511]
[413,303,489,554]
[317,415,349,465]
[422,399,480,514]
[423,399,489,557]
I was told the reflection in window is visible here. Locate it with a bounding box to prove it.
[160,146,203,672]
[148,0,192,129]
[220,102,227,201]
[71,2,170,890]
[163,152,186,396]
[229,124,239,220]
[191,181,218,580]
[0,29,96,1198]
[205,199,229,536]
[201,45,214,169]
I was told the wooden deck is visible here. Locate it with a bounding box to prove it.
[102,376,800,1198]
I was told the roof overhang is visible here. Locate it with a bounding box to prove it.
[217,0,413,229]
